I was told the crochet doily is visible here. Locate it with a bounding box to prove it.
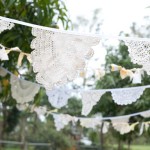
[111,87,145,105]
[46,87,71,108]
[10,75,40,104]
[80,118,101,129]
[140,110,150,118]
[111,117,132,134]
[31,28,100,90]
[53,114,77,131]
[33,106,47,116]
[81,91,106,116]
[124,40,150,75]
[0,19,14,33]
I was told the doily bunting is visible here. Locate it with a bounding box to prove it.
[1,16,150,89]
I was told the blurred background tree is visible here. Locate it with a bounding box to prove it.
[0,0,73,150]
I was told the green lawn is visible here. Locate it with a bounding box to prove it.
[113,144,150,150]
[129,145,150,150]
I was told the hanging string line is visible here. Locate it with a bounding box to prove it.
[0,16,150,41]
[1,66,150,94]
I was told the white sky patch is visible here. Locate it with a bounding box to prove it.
[66,0,150,35]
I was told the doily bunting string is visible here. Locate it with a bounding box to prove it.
[0,16,150,41]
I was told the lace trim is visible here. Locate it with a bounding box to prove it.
[10,75,40,104]
[0,19,14,33]
[31,28,100,90]
[111,87,145,105]
[81,91,106,116]
[124,40,150,75]
[46,87,71,108]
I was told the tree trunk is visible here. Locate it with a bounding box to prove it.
[20,117,27,150]
[0,103,7,150]
[100,122,104,150]
[128,139,131,150]
[118,139,122,150]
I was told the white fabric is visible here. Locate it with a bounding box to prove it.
[139,123,144,135]
[0,67,7,77]
[0,44,9,60]
[131,69,143,84]
[46,87,71,108]
[53,114,77,131]
[124,40,150,75]
[80,118,101,129]
[10,75,40,104]
[16,103,29,111]
[102,122,109,134]
[31,28,100,90]
[111,87,145,105]
[140,110,150,118]
[111,117,132,134]
[33,106,47,116]
[0,19,14,33]
[81,91,106,116]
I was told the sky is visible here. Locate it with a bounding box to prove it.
[64,0,150,69]
[66,0,150,35]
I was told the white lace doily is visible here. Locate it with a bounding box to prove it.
[80,118,101,129]
[111,117,132,134]
[46,87,71,108]
[0,44,9,60]
[33,106,47,116]
[0,19,14,33]
[10,75,40,104]
[124,40,150,75]
[111,87,145,105]
[53,114,77,131]
[16,103,29,111]
[0,67,7,77]
[31,28,100,90]
[140,110,150,118]
[81,91,106,116]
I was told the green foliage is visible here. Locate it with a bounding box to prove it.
[0,0,73,149]
[91,25,150,148]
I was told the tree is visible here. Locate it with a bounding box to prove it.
[90,20,150,149]
[0,0,72,149]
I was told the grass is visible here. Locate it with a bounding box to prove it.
[113,145,150,150]
[129,145,150,150]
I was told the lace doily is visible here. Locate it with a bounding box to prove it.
[80,118,101,129]
[81,91,106,116]
[0,44,9,60]
[33,106,47,116]
[10,75,40,104]
[140,110,150,118]
[124,40,150,75]
[53,114,77,131]
[16,103,29,111]
[0,19,14,33]
[111,87,145,105]
[111,118,132,134]
[46,87,71,108]
[31,28,100,90]
[0,67,7,77]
